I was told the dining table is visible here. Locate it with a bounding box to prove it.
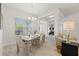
[21,34,40,55]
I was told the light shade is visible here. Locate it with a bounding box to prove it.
[27,16,31,20]
[63,21,75,30]
[27,16,37,21]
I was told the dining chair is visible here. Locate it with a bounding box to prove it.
[16,36,32,56]
[39,34,45,47]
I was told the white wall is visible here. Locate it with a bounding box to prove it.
[54,9,64,36]
[2,4,33,46]
[57,10,64,34]
[31,19,40,34]
[40,20,48,36]
[0,30,3,55]
[62,13,79,41]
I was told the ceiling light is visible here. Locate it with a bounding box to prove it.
[34,17,37,20]
[49,15,55,18]
[31,4,35,8]
[27,16,37,21]
[27,16,31,20]
[32,17,37,21]
[32,17,34,20]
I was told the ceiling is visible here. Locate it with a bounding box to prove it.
[3,3,79,17]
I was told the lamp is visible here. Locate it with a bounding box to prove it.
[63,21,75,41]
[27,16,37,21]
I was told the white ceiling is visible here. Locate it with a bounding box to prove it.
[3,3,79,17]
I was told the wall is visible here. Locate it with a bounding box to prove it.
[40,20,48,36]
[62,13,79,41]
[53,9,64,36]
[2,4,33,46]
[57,10,64,34]
[31,19,40,34]
[0,3,1,29]
[0,30,3,55]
